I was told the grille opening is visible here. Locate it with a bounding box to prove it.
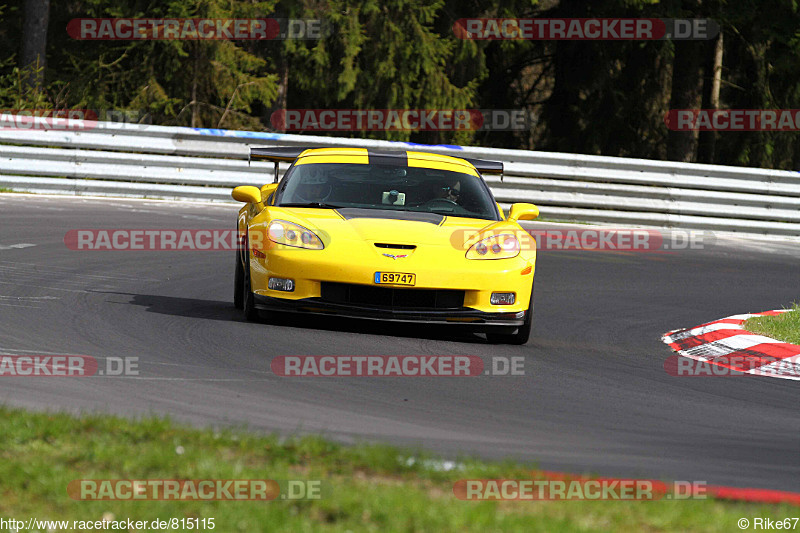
[321,282,463,310]
[374,243,417,250]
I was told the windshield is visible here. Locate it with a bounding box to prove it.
[275,163,500,220]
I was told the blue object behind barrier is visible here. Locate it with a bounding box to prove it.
[193,129,285,140]
[192,127,464,150]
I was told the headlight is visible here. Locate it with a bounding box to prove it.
[268,220,324,250]
[466,234,520,259]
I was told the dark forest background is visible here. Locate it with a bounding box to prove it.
[2,0,800,170]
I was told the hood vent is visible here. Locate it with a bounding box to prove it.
[374,243,417,250]
[336,208,444,225]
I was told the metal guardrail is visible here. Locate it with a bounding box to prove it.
[1,117,800,236]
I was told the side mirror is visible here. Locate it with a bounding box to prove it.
[260,183,279,203]
[508,203,539,222]
[232,185,262,204]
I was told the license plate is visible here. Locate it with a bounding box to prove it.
[374,272,416,286]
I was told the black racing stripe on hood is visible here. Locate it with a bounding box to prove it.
[367,149,408,167]
[335,208,443,225]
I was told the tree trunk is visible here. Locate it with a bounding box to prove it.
[697,32,723,164]
[666,40,706,162]
[191,45,199,128]
[20,0,50,91]
[275,60,289,131]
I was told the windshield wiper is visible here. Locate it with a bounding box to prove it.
[279,202,343,209]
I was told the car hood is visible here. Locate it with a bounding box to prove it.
[267,207,516,247]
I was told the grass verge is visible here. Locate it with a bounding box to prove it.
[0,406,795,532]
[744,303,800,344]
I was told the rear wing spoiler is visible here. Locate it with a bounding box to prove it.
[462,158,503,176]
[249,147,309,183]
[250,147,308,163]
[249,146,504,181]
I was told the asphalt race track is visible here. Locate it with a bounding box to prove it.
[1,194,798,491]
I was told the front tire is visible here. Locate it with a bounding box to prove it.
[242,254,259,322]
[486,283,534,345]
[234,249,244,310]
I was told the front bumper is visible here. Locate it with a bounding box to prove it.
[253,293,527,327]
[250,246,535,314]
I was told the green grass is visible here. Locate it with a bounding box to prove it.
[745,303,800,344]
[0,406,795,532]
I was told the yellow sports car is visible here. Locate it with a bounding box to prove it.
[232,147,539,344]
